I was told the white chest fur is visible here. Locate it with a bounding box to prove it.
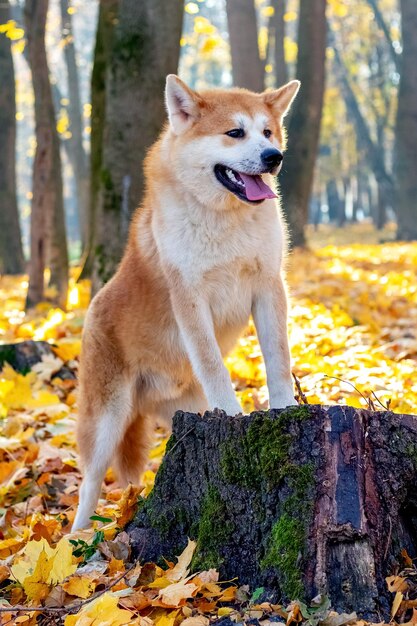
[154,195,283,278]
[152,193,284,335]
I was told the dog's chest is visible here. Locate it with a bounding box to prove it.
[157,201,281,277]
[156,201,282,326]
[204,258,258,330]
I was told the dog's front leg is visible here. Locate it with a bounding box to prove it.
[170,286,242,416]
[252,276,296,408]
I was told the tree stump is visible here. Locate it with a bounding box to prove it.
[127,405,417,620]
[0,340,75,378]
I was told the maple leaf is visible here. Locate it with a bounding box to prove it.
[11,537,77,595]
[49,537,78,583]
[64,592,134,626]
[63,575,96,599]
[23,548,53,603]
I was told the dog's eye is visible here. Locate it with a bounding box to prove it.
[264,129,272,139]
[225,128,245,139]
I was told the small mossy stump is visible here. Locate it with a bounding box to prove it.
[0,340,75,378]
[127,406,417,620]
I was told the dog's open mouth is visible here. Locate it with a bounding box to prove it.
[214,164,277,203]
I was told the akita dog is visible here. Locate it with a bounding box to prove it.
[72,75,300,530]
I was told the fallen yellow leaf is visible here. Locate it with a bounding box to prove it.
[63,575,95,599]
[154,610,180,626]
[23,548,53,603]
[64,592,134,626]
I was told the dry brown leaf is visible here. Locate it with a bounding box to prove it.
[159,580,198,607]
[386,575,408,593]
[392,591,404,618]
[165,539,196,582]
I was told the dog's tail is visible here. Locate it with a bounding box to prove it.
[113,412,151,486]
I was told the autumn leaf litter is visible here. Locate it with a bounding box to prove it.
[0,242,417,624]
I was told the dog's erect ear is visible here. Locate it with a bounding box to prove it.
[263,80,300,119]
[165,75,202,135]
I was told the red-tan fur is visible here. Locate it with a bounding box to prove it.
[73,76,300,530]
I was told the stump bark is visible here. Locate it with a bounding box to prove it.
[0,340,75,379]
[127,405,417,620]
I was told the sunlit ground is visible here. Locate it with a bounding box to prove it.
[0,227,416,553]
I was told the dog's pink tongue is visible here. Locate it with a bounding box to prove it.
[239,174,277,201]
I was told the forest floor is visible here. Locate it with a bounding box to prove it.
[0,224,417,624]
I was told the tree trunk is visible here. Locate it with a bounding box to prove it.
[226,0,264,92]
[78,0,118,281]
[326,179,341,223]
[60,0,90,253]
[376,184,387,230]
[272,0,288,87]
[366,0,401,72]
[280,0,327,248]
[395,0,417,241]
[333,47,395,210]
[350,176,358,222]
[0,0,25,275]
[25,0,69,309]
[338,179,347,227]
[91,0,183,291]
[128,406,417,620]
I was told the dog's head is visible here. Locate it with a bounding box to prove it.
[163,75,300,209]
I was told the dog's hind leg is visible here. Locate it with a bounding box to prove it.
[72,381,133,531]
[113,411,152,487]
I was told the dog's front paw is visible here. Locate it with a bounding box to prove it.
[270,389,297,409]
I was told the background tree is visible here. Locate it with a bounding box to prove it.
[25,0,68,309]
[91,0,184,291]
[280,0,327,247]
[270,0,288,87]
[60,0,90,253]
[0,1,24,275]
[226,0,264,92]
[394,0,417,241]
[313,0,402,231]
[366,0,401,72]
[332,46,394,224]
[79,0,117,280]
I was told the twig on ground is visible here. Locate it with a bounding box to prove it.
[324,374,375,409]
[370,390,392,411]
[292,373,309,404]
[0,563,134,616]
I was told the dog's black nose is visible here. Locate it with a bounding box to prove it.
[261,148,283,170]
